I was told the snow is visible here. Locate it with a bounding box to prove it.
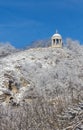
[0,40,83,104]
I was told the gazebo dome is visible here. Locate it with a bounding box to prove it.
[52,33,62,39]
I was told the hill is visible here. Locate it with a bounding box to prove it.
[0,39,83,130]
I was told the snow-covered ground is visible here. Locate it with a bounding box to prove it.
[0,45,83,106]
[0,41,83,129]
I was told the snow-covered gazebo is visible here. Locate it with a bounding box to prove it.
[51,31,63,48]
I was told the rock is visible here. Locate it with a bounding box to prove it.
[79,103,83,110]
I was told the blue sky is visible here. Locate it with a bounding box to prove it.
[0,0,83,48]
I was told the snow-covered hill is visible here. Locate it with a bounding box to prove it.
[0,40,83,129]
[0,44,83,104]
